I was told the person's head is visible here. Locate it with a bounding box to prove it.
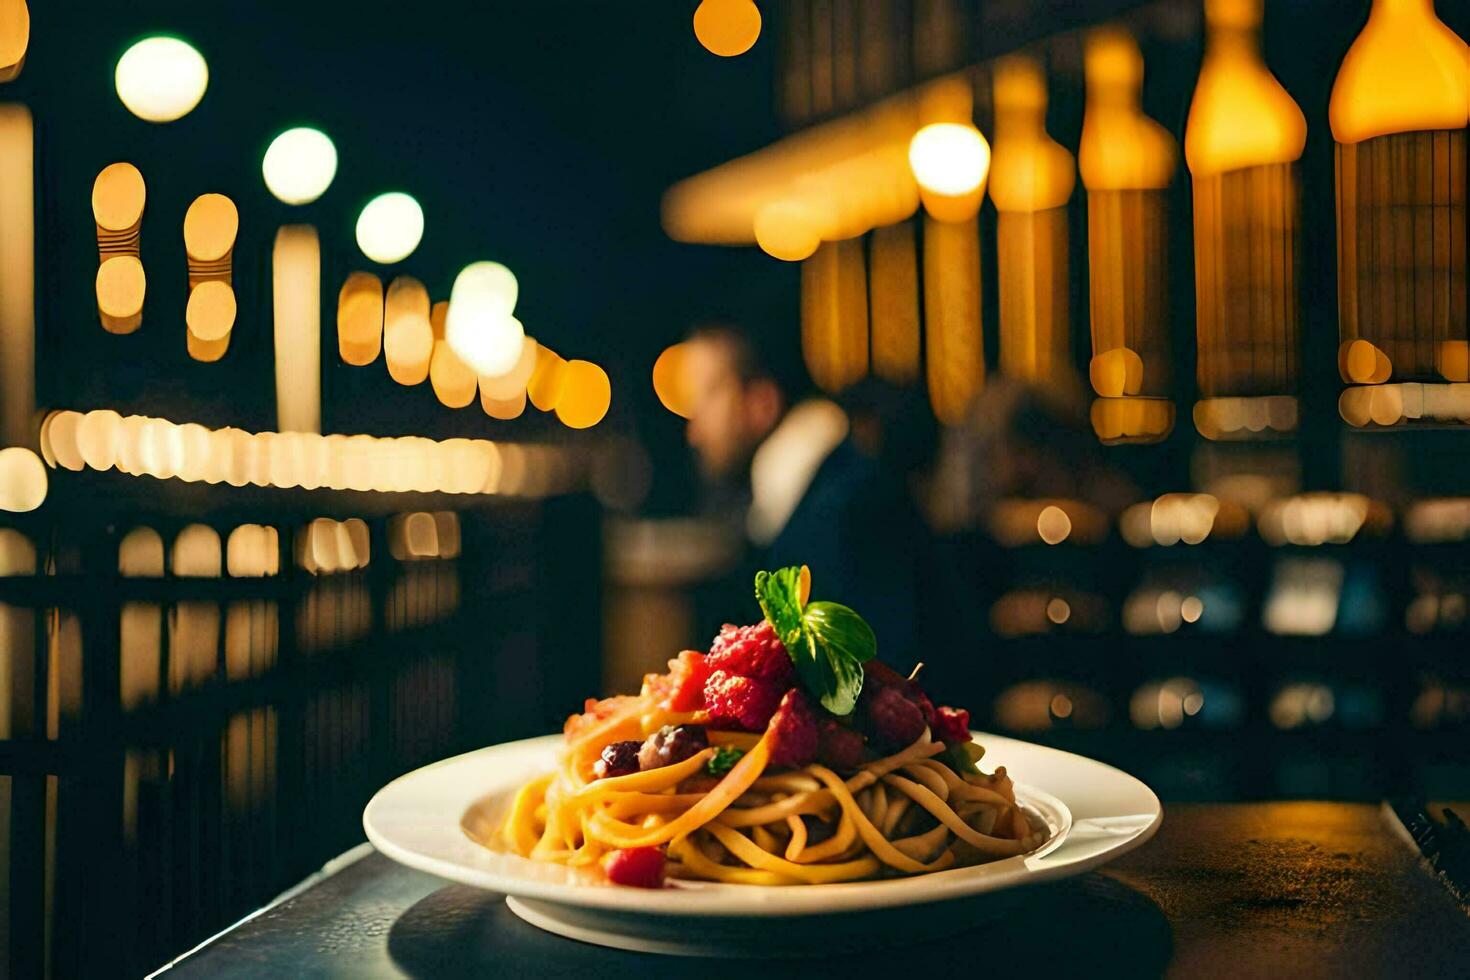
[682,324,785,480]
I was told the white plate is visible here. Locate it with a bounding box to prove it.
[364,732,1161,956]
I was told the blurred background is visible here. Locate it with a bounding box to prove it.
[0,0,1467,975]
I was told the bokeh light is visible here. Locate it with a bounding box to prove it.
[114,36,208,123]
[262,127,338,205]
[0,0,28,81]
[355,192,424,265]
[554,360,612,429]
[652,343,694,418]
[479,335,537,400]
[446,262,523,376]
[0,447,46,512]
[527,344,567,412]
[908,123,991,197]
[753,201,821,262]
[693,0,761,58]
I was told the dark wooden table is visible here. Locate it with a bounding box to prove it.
[154,803,1470,979]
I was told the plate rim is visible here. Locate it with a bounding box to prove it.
[363,731,1162,917]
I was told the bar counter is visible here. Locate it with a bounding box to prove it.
[156,802,1470,978]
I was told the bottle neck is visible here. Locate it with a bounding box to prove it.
[1373,0,1436,16]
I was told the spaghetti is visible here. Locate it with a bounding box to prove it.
[497,693,1045,885]
[489,565,1048,886]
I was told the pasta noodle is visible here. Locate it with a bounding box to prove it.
[492,564,1049,885]
[497,699,1047,885]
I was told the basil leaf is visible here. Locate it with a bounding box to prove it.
[802,601,876,716]
[707,746,745,776]
[940,740,986,777]
[755,567,805,652]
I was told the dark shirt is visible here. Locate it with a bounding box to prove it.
[761,438,929,669]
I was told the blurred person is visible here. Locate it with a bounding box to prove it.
[681,324,937,663]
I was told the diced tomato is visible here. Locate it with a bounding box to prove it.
[602,847,666,888]
[665,650,712,712]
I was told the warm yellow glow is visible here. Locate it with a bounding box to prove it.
[172,524,221,577]
[0,0,28,81]
[429,301,478,409]
[262,127,337,205]
[227,525,280,578]
[446,261,524,376]
[38,409,575,496]
[1185,0,1307,177]
[1088,348,1143,397]
[337,272,383,366]
[1258,493,1382,546]
[1194,396,1298,439]
[527,344,567,412]
[1090,396,1175,444]
[299,518,369,575]
[555,360,612,429]
[76,409,122,470]
[1079,27,1177,190]
[693,0,761,57]
[0,106,33,449]
[0,447,45,512]
[908,123,990,221]
[868,223,920,384]
[96,256,146,333]
[801,239,869,393]
[1338,383,1470,427]
[1120,493,1234,547]
[355,192,423,265]
[183,193,237,263]
[46,410,83,471]
[480,388,527,421]
[92,161,147,334]
[652,342,694,418]
[0,528,34,575]
[661,74,969,245]
[114,36,208,123]
[92,162,146,234]
[479,335,537,400]
[185,280,236,350]
[923,216,984,423]
[753,201,821,262]
[383,276,433,386]
[1036,505,1072,545]
[118,527,164,577]
[1329,0,1468,144]
[990,56,1073,387]
[272,226,321,432]
[183,195,237,358]
[989,56,1075,212]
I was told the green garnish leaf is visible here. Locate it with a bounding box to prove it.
[707,746,745,776]
[801,601,876,715]
[940,740,986,778]
[756,567,877,717]
[755,567,805,651]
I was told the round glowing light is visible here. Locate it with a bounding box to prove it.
[693,0,761,58]
[908,123,991,197]
[754,201,822,262]
[114,36,209,123]
[446,261,523,376]
[1037,505,1072,545]
[355,192,423,264]
[262,127,338,205]
[555,360,612,429]
[652,343,695,418]
[0,447,48,513]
